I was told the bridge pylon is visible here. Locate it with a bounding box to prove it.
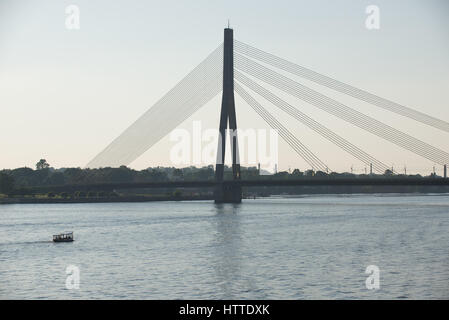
[214,28,242,203]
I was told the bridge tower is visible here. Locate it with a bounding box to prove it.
[214,27,242,203]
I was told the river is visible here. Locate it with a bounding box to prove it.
[1,194,448,299]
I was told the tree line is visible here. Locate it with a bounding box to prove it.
[0,158,435,195]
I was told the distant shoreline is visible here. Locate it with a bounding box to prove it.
[2,190,448,205]
[0,195,214,205]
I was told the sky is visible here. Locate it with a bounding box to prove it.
[1,0,448,174]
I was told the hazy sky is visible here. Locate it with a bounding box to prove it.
[1,0,448,174]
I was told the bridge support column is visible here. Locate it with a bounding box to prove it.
[214,184,242,204]
[214,27,242,203]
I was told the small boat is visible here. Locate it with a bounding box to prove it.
[53,232,74,242]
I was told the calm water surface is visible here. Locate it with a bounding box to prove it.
[1,194,449,299]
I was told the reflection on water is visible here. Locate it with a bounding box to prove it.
[1,195,449,299]
[212,204,242,298]
[0,240,53,246]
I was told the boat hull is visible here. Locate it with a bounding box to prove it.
[53,239,74,242]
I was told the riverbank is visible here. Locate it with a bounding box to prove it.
[0,195,214,204]
[2,190,449,204]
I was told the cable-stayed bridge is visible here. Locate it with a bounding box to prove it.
[80,28,449,203]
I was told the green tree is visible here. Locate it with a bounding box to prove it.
[291,169,303,177]
[315,171,328,177]
[0,172,15,194]
[173,168,184,180]
[36,159,50,170]
[274,171,289,179]
[46,172,65,185]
